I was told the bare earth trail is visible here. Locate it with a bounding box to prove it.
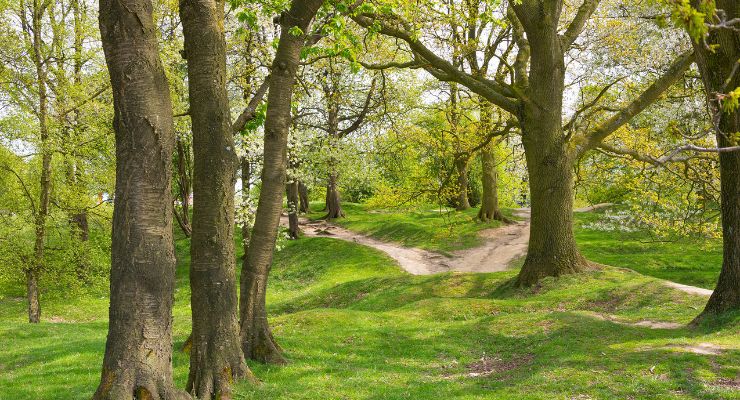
[280,204,712,297]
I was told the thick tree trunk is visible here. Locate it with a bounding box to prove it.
[94,0,186,398]
[454,158,471,211]
[690,0,740,317]
[324,170,344,219]
[240,0,324,364]
[181,0,251,397]
[477,143,507,222]
[298,181,309,213]
[514,9,588,286]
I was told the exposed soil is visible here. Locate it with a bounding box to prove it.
[464,353,535,378]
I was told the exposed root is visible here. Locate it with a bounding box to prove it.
[242,322,287,365]
[92,367,190,400]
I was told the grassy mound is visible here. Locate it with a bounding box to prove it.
[1,234,737,399]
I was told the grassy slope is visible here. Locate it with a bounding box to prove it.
[312,203,516,254]
[0,209,738,399]
[575,210,723,290]
[320,203,722,289]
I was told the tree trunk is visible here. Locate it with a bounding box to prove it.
[324,169,344,219]
[28,0,51,324]
[239,0,324,364]
[286,181,300,239]
[454,158,471,211]
[690,0,740,317]
[181,0,252,397]
[174,137,192,237]
[69,0,89,245]
[94,0,186,398]
[513,9,588,286]
[477,143,507,222]
[298,181,309,213]
[241,157,252,251]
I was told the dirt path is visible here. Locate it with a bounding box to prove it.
[288,217,451,274]
[281,208,533,275]
[280,203,713,297]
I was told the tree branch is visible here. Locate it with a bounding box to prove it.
[561,0,601,48]
[232,75,270,134]
[351,13,520,114]
[339,77,377,137]
[578,50,695,155]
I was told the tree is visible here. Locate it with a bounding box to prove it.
[93,0,187,397]
[180,0,253,397]
[18,0,52,324]
[323,70,377,218]
[239,0,325,364]
[351,0,694,286]
[678,0,740,317]
[477,101,512,223]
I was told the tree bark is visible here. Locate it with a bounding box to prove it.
[298,181,309,213]
[241,157,252,251]
[476,96,507,222]
[454,157,471,211]
[239,0,324,364]
[181,0,252,397]
[690,0,740,317]
[174,137,192,237]
[69,0,89,244]
[513,5,588,287]
[94,0,187,398]
[324,169,344,219]
[286,181,300,239]
[477,143,507,222]
[27,0,51,324]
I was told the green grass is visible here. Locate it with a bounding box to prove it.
[311,203,722,289]
[310,203,516,254]
[0,206,738,399]
[574,210,723,290]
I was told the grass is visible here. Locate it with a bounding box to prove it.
[574,210,723,290]
[312,202,723,289]
[0,205,738,399]
[310,203,516,254]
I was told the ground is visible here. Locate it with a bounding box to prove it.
[0,204,738,399]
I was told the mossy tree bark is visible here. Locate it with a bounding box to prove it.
[690,0,740,318]
[239,0,324,364]
[94,0,187,398]
[181,0,252,397]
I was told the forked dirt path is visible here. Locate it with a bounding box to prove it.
[280,203,713,297]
